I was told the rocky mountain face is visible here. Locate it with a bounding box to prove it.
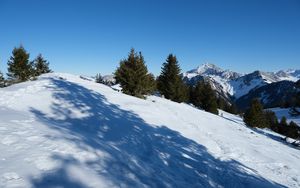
[235,80,299,110]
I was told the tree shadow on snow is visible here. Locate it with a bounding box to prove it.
[221,114,299,151]
[29,77,286,188]
[251,128,300,150]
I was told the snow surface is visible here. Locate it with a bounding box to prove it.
[0,73,300,187]
[230,78,266,99]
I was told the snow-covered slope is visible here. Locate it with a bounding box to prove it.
[0,73,300,187]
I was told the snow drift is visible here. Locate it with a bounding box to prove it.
[0,73,299,188]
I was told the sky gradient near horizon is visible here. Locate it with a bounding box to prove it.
[0,0,299,76]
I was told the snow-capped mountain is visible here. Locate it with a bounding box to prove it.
[0,73,300,187]
[183,63,242,99]
[235,80,299,110]
[183,63,242,80]
[102,74,116,85]
[183,64,300,100]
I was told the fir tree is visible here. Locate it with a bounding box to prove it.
[279,116,288,126]
[115,48,155,98]
[289,79,300,116]
[243,99,267,128]
[95,73,103,83]
[277,116,289,136]
[0,71,5,87]
[145,73,157,94]
[34,54,51,76]
[264,110,278,131]
[157,54,188,102]
[286,121,300,139]
[217,98,225,110]
[7,46,34,81]
[226,103,238,114]
[190,81,218,114]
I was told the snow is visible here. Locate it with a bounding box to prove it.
[268,107,300,125]
[0,73,300,187]
[230,78,266,98]
[210,75,234,96]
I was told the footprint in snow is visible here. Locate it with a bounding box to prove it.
[2,172,21,181]
[1,135,19,145]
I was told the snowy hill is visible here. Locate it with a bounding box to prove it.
[0,73,300,187]
[183,64,300,100]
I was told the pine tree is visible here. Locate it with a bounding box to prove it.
[264,110,278,131]
[115,48,155,98]
[243,98,267,128]
[276,116,288,136]
[286,121,300,139]
[190,81,218,114]
[95,73,103,83]
[34,54,51,76]
[157,54,188,102]
[289,79,300,116]
[279,116,288,126]
[190,81,205,108]
[145,73,157,94]
[217,98,225,110]
[0,71,5,87]
[227,103,238,114]
[7,46,34,81]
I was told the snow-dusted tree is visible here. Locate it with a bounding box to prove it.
[34,54,52,76]
[7,46,34,81]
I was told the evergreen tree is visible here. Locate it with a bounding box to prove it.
[289,79,300,116]
[95,73,103,83]
[157,54,188,102]
[7,46,34,81]
[276,116,288,135]
[0,71,5,87]
[190,81,218,114]
[34,54,51,76]
[217,98,225,110]
[145,73,157,94]
[227,103,238,114]
[279,116,288,126]
[201,82,218,114]
[115,48,155,98]
[243,98,268,128]
[190,81,205,108]
[264,110,278,131]
[286,121,300,139]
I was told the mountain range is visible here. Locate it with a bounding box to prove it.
[182,63,300,109]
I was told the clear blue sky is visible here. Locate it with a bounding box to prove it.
[0,0,299,76]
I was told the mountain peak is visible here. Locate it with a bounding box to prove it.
[196,63,223,73]
[186,63,223,75]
